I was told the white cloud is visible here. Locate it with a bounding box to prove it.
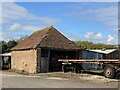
[2,2,61,41]
[108,35,114,42]
[10,23,21,31]
[1,0,15,2]
[2,2,61,25]
[2,31,22,41]
[1,0,119,2]
[107,34,117,44]
[66,5,118,31]
[22,25,43,31]
[95,33,102,40]
[9,23,44,32]
[2,2,35,24]
[39,16,61,24]
[63,32,81,41]
[94,6,118,28]
[84,32,94,40]
[2,25,43,41]
[0,32,2,41]
[84,32,118,45]
[0,4,2,24]
[84,32,103,41]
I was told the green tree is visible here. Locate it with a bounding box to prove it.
[7,40,18,52]
[0,41,8,53]
[73,40,117,49]
[0,35,28,53]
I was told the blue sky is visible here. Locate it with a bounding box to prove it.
[1,2,118,45]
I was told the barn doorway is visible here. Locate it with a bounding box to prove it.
[40,49,50,73]
[49,50,80,72]
[40,49,81,72]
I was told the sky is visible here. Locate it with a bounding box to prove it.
[0,2,119,45]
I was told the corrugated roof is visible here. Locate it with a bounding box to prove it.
[88,49,117,54]
[0,53,11,56]
[12,26,81,50]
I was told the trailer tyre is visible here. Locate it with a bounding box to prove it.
[104,65,115,79]
[74,65,82,73]
[115,71,120,79]
[62,65,68,73]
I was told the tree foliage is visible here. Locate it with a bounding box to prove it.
[0,36,27,53]
[0,41,8,53]
[0,36,117,53]
[7,40,18,52]
[73,41,117,49]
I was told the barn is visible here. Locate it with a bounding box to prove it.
[11,26,81,73]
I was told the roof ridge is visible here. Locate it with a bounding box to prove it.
[33,26,53,49]
[32,26,53,34]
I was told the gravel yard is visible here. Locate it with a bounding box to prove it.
[35,72,119,83]
[2,70,119,88]
[6,70,119,83]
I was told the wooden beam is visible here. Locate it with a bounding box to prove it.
[58,59,120,63]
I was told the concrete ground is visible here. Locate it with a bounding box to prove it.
[1,70,119,88]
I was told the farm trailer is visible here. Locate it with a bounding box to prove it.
[58,59,120,79]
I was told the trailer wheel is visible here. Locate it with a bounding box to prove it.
[104,65,115,79]
[115,71,120,79]
[73,64,82,73]
[62,65,68,73]
[73,66,79,73]
[75,67,79,73]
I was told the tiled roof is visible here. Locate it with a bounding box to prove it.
[12,26,81,50]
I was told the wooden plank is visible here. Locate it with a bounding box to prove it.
[58,59,120,63]
[41,57,49,72]
[37,48,41,73]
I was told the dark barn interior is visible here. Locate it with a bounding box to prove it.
[40,48,81,72]
[0,53,11,69]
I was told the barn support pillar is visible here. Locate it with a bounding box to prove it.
[48,50,50,72]
[36,48,41,73]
